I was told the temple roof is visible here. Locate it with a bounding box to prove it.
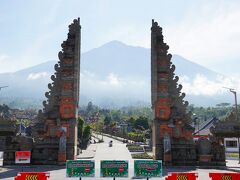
[193,117,219,136]
[193,111,240,137]
[0,119,16,135]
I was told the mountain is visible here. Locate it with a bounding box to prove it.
[0,41,232,109]
[82,41,219,79]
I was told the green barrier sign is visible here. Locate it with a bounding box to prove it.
[101,160,128,177]
[66,160,95,177]
[134,160,162,177]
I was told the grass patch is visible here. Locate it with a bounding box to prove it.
[132,153,153,159]
[226,153,239,158]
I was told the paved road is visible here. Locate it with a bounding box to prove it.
[94,135,133,179]
[0,135,240,180]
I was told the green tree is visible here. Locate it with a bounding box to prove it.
[104,115,112,126]
[0,104,10,118]
[216,103,231,107]
[111,109,121,122]
[77,117,91,149]
[96,120,104,133]
[134,116,149,130]
[78,117,84,140]
[82,125,91,145]
[127,116,135,125]
[86,101,93,114]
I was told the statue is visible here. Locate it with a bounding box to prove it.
[59,127,67,153]
[163,133,171,153]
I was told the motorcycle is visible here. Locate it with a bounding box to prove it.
[109,140,113,147]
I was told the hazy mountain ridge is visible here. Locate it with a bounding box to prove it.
[0,41,231,108]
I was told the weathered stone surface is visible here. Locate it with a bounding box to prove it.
[197,138,211,155]
[151,19,196,165]
[207,110,240,164]
[151,19,226,166]
[210,111,240,137]
[31,18,81,164]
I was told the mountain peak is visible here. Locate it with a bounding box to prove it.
[0,40,228,108]
[101,40,127,48]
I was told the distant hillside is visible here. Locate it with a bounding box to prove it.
[0,41,232,109]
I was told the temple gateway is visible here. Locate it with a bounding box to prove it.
[32,18,81,164]
[0,18,81,165]
[151,19,225,165]
[0,18,227,166]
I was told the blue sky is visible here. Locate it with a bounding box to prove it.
[0,0,240,76]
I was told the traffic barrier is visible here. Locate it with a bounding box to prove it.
[209,173,240,180]
[14,172,50,180]
[165,173,198,180]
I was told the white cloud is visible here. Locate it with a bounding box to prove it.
[109,2,240,74]
[80,71,149,99]
[0,54,16,72]
[0,54,9,62]
[80,70,240,101]
[27,72,48,80]
[1,1,239,76]
[179,74,240,96]
[103,73,124,87]
[81,71,125,88]
[165,3,240,69]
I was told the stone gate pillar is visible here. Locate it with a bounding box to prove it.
[32,18,81,164]
[151,19,196,165]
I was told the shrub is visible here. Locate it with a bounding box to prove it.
[132,153,153,159]
[128,132,144,142]
[127,144,144,152]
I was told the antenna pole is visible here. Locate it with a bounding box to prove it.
[223,87,239,163]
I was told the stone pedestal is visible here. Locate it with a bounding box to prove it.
[58,152,66,162]
[199,155,212,163]
[164,154,172,165]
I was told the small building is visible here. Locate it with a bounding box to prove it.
[224,137,239,153]
[194,116,240,153]
[16,123,26,136]
[193,117,219,141]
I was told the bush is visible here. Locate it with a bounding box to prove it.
[226,153,239,158]
[127,144,144,152]
[128,132,144,142]
[132,153,153,159]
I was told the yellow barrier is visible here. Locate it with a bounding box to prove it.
[26,175,38,180]
[177,175,188,180]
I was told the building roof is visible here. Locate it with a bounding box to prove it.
[0,119,16,135]
[193,117,219,136]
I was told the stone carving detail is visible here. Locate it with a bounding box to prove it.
[151,19,195,165]
[163,133,171,153]
[59,127,67,153]
[210,111,240,137]
[197,138,211,155]
[31,18,81,164]
[151,19,226,166]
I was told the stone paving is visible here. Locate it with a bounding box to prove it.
[76,144,97,159]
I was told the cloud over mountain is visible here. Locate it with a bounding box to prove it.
[0,41,238,108]
[27,72,49,80]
